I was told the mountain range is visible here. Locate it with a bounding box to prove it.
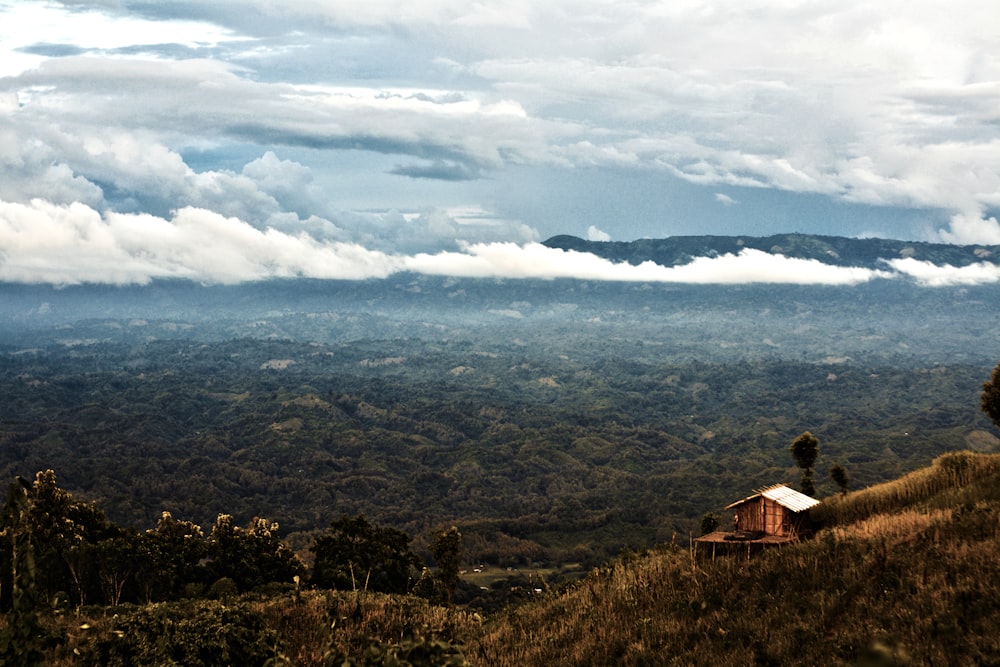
[543,233,1000,269]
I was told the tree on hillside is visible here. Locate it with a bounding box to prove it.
[205,514,305,592]
[0,479,44,666]
[311,513,421,594]
[12,470,119,607]
[789,431,820,497]
[982,361,1000,430]
[432,526,462,604]
[829,464,849,495]
[415,526,463,605]
[137,512,206,602]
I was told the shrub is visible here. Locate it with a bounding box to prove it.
[75,600,277,667]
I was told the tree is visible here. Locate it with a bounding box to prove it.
[17,470,117,607]
[136,512,206,602]
[830,464,849,495]
[982,361,1000,430]
[95,532,140,606]
[699,512,720,536]
[0,479,45,666]
[429,526,462,605]
[205,514,305,592]
[310,513,421,594]
[789,431,820,497]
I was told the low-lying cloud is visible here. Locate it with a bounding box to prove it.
[2,198,997,287]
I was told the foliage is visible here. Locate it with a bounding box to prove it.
[325,632,470,667]
[206,514,306,593]
[0,470,119,610]
[139,512,207,602]
[982,360,1000,430]
[790,431,820,496]
[311,514,421,594]
[16,453,1000,666]
[3,258,999,664]
[1,334,991,568]
[428,527,462,605]
[1,276,998,568]
[829,463,849,495]
[0,472,310,610]
[789,431,819,471]
[72,600,278,667]
[699,512,720,535]
[0,479,46,666]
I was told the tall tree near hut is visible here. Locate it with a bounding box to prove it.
[789,431,820,497]
[830,463,850,495]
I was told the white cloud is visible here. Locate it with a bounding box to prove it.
[0,199,400,285]
[405,244,889,285]
[0,0,998,275]
[937,211,1000,245]
[885,257,1000,286]
[0,2,242,77]
[586,225,611,242]
[0,196,900,286]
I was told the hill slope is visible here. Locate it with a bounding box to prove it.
[468,451,1000,666]
[26,451,1000,665]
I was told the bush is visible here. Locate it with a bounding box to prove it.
[75,600,277,667]
[328,632,470,667]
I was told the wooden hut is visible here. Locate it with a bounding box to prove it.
[696,484,820,549]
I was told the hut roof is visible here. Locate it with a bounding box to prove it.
[725,484,820,513]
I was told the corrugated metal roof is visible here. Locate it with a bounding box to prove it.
[761,484,821,511]
[725,484,820,512]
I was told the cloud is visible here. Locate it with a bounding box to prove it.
[346,206,539,254]
[1,0,999,268]
[936,211,1000,245]
[0,2,242,77]
[403,244,891,285]
[389,160,481,181]
[0,196,898,286]
[0,199,399,285]
[3,55,540,181]
[586,225,611,242]
[885,257,1000,286]
[7,194,1000,287]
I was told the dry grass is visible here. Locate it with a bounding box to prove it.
[814,450,1000,526]
[467,452,1000,666]
[256,590,482,665]
[826,506,953,543]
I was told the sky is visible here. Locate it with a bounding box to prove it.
[1,0,999,286]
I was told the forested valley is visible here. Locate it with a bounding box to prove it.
[1,273,999,664]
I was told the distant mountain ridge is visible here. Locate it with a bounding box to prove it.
[543,233,1000,269]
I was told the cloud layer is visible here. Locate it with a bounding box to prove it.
[0,0,998,283]
[3,197,997,287]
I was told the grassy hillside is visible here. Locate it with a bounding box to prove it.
[22,451,1000,665]
[468,451,1000,666]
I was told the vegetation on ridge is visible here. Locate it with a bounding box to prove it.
[467,451,1000,666]
[2,451,999,665]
